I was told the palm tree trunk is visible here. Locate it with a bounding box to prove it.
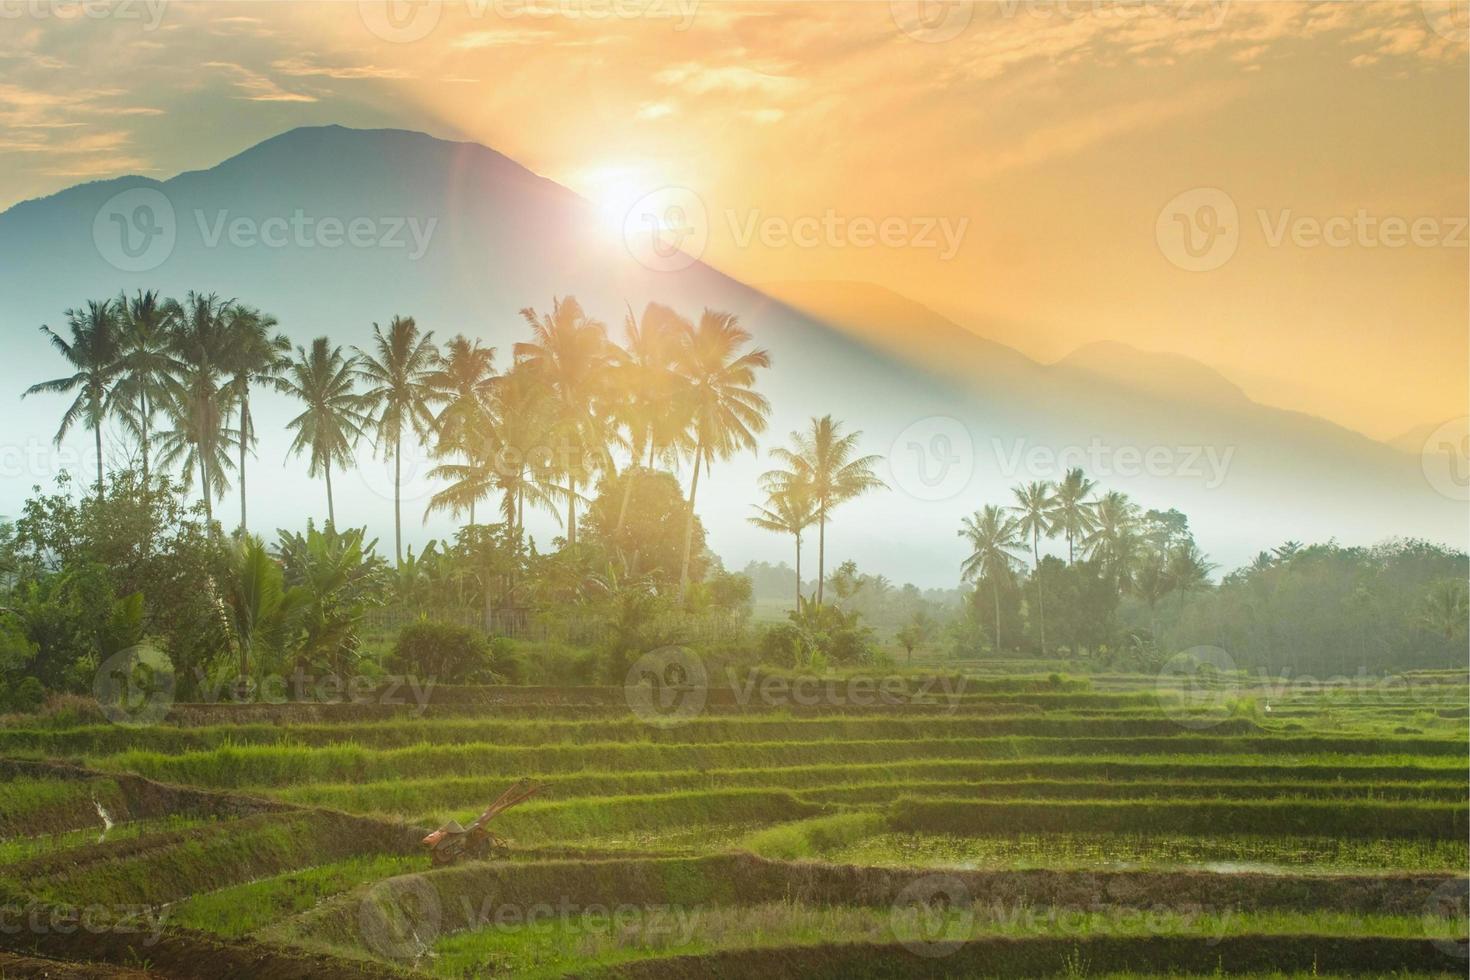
[678,447,703,599]
[140,391,150,484]
[199,455,213,529]
[393,430,403,566]
[469,497,475,528]
[325,463,335,527]
[992,577,1001,652]
[1033,531,1046,656]
[93,416,104,500]
[566,479,577,547]
[816,506,827,605]
[238,388,250,533]
[615,467,637,534]
[794,531,802,612]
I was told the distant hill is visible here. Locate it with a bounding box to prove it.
[1,126,1462,585]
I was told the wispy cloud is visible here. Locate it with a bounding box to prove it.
[204,61,317,102]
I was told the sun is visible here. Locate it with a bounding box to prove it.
[567,162,668,238]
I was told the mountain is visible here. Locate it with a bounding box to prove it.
[1,125,1462,585]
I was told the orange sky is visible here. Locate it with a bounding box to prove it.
[1,0,1465,440]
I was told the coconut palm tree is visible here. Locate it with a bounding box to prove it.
[1132,548,1174,641]
[1167,539,1216,608]
[221,534,303,682]
[24,300,121,499]
[959,504,1023,652]
[356,316,440,566]
[156,292,236,528]
[747,485,817,611]
[1084,490,1142,588]
[1421,579,1469,642]
[279,338,367,526]
[487,363,563,538]
[764,415,883,604]
[426,335,497,526]
[1048,467,1098,565]
[111,289,178,484]
[514,298,612,547]
[1011,480,1054,654]
[224,304,289,533]
[673,309,771,597]
[610,302,690,533]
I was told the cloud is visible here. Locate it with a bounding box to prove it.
[273,57,413,80]
[654,62,803,97]
[203,61,317,102]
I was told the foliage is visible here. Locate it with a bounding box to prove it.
[385,622,499,684]
[582,468,706,587]
[273,523,387,674]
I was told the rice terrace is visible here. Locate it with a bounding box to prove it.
[1,2,1468,978]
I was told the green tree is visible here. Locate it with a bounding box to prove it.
[959,504,1023,651]
[1048,467,1098,565]
[356,315,440,565]
[220,534,303,681]
[111,289,178,484]
[157,292,236,529]
[674,310,771,598]
[279,338,367,526]
[224,304,289,533]
[610,303,690,532]
[515,297,612,548]
[24,300,122,500]
[764,415,883,605]
[747,485,817,611]
[1011,480,1054,654]
[426,335,498,527]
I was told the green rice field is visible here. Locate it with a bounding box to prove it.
[1,667,1466,978]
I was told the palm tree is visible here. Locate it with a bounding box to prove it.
[111,289,177,484]
[1049,467,1098,564]
[279,338,367,526]
[674,309,771,597]
[356,315,440,566]
[1084,490,1141,588]
[1132,548,1174,641]
[24,300,121,499]
[959,504,1023,652]
[487,363,563,537]
[1168,539,1216,608]
[610,302,690,533]
[514,298,611,548]
[1421,579,1469,642]
[224,304,289,533]
[1011,480,1054,654]
[764,415,883,604]
[156,292,236,527]
[221,534,302,682]
[747,485,817,611]
[426,335,497,526]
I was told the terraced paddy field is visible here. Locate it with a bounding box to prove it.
[1,670,1466,978]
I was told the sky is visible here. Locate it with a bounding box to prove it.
[0,0,1466,442]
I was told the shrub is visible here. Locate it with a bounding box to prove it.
[758,623,805,667]
[385,623,498,684]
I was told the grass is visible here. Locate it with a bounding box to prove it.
[168,853,422,937]
[817,831,1470,872]
[90,735,1469,788]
